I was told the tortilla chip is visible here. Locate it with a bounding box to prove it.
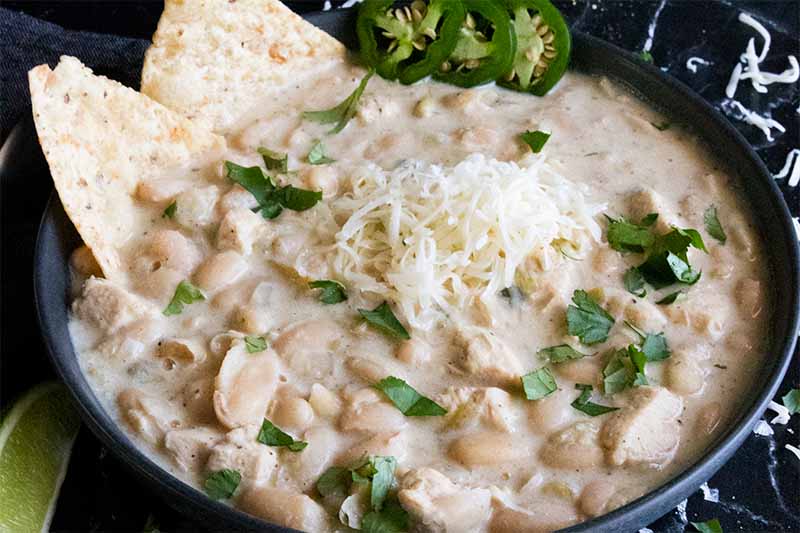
[141,0,347,135]
[29,56,226,283]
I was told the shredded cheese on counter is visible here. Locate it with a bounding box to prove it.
[726,13,799,98]
[722,99,786,141]
[775,149,800,187]
[327,154,605,330]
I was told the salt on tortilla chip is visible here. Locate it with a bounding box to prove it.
[29,56,226,283]
[141,0,347,135]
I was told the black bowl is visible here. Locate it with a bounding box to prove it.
[33,9,799,533]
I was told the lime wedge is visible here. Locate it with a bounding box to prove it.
[0,382,81,532]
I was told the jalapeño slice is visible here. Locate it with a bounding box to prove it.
[499,0,571,96]
[357,0,466,85]
[434,0,516,88]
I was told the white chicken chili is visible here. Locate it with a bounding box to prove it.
[68,68,769,532]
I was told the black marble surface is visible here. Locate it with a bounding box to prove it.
[1,1,798,531]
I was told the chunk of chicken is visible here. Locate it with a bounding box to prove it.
[338,388,407,435]
[175,185,219,229]
[600,386,683,467]
[117,389,175,445]
[283,425,341,492]
[540,421,604,469]
[194,251,248,293]
[73,278,155,334]
[452,330,523,389]
[145,229,202,275]
[625,187,682,234]
[489,489,581,533]
[206,425,277,487]
[216,207,266,256]
[338,432,407,466]
[164,427,220,472]
[238,487,329,531]
[437,387,518,432]
[156,337,205,365]
[213,341,280,429]
[398,468,492,533]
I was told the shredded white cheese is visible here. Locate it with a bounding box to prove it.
[721,99,786,141]
[676,499,688,523]
[753,419,775,436]
[700,482,720,503]
[328,154,605,330]
[775,149,800,187]
[726,13,800,98]
[786,443,800,461]
[686,57,712,73]
[767,400,791,425]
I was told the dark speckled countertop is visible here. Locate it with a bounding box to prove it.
[1,1,798,531]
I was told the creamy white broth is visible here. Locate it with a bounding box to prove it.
[69,68,769,532]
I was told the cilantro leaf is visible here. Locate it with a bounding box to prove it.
[782,388,800,414]
[367,456,397,510]
[639,50,654,63]
[303,69,374,135]
[651,121,671,131]
[257,147,288,174]
[603,349,635,394]
[309,279,348,304]
[358,302,410,340]
[374,376,447,416]
[361,498,409,533]
[256,419,308,452]
[606,215,655,253]
[204,469,241,500]
[244,335,267,353]
[624,267,647,297]
[307,140,336,165]
[656,290,684,305]
[641,331,670,361]
[225,161,274,205]
[520,130,551,153]
[163,280,205,316]
[571,384,619,416]
[566,290,615,345]
[704,205,727,244]
[274,185,323,212]
[637,227,706,288]
[691,518,723,533]
[521,367,558,400]
[162,201,177,219]
[628,344,649,385]
[538,345,588,363]
[316,466,352,498]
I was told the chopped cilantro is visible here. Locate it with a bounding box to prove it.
[782,388,800,414]
[225,160,321,219]
[204,469,241,500]
[244,335,267,353]
[571,384,619,416]
[303,69,375,135]
[358,302,410,340]
[566,290,615,345]
[624,267,647,297]
[316,466,352,498]
[256,419,308,452]
[374,376,447,416]
[704,205,727,244]
[162,201,177,219]
[257,147,288,173]
[639,50,654,63]
[520,130,551,153]
[163,280,205,316]
[637,227,707,288]
[691,518,723,533]
[521,367,558,400]
[605,215,656,253]
[651,120,671,131]
[309,279,348,304]
[307,140,336,165]
[538,344,588,363]
[362,498,409,533]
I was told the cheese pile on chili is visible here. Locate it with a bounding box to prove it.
[328,153,605,330]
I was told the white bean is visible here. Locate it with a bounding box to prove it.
[194,251,247,293]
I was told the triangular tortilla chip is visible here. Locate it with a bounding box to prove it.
[29,56,226,283]
[141,0,347,134]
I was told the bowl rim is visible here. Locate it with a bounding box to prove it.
[29,11,799,533]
